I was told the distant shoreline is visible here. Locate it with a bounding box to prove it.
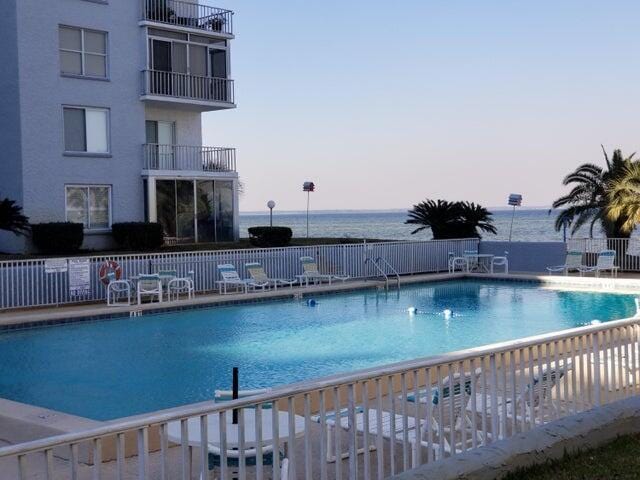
[240,207,554,216]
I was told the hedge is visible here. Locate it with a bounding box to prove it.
[31,222,84,254]
[111,222,164,251]
[248,226,293,247]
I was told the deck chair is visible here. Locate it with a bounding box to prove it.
[137,274,162,304]
[297,256,349,286]
[216,264,250,294]
[245,263,296,290]
[466,359,573,438]
[448,252,467,273]
[577,249,619,277]
[546,250,583,275]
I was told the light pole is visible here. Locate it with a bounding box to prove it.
[267,200,275,227]
[507,193,522,242]
[302,181,315,238]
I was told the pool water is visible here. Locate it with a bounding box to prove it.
[0,279,635,420]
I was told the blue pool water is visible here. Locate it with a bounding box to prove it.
[0,280,635,420]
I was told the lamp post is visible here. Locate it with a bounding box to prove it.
[267,200,275,227]
[302,181,315,238]
[507,193,523,242]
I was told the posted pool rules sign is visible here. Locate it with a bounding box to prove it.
[68,258,91,297]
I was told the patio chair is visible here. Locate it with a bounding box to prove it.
[448,252,467,273]
[106,272,133,306]
[546,250,583,275]
[297,256,350,287]
[167,270,194,301]
[314,369,481,465]
[137,274,162,305]
[577,249,619,277]
[216,264,250,294]
[491,251,509,274]
[466,359,573,438]
[463,250,479,272]
[245,263,296,291]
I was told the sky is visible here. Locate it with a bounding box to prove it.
[202,1,640,213]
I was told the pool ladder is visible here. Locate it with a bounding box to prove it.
[364,256,400,290]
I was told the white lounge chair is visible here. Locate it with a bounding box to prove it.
[315,369,481,465]
[466,360,572,438]
[245,263,296,291]
[546,250,583,275]
[297,256,349,287]
[136,274,162,305]
[216,264,250,294]
[577,249,619,277]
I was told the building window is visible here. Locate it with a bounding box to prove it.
[65,185,111,230]
[63,106,109,154]
[59,26,108,78]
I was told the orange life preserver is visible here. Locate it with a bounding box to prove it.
[99,260,122,285]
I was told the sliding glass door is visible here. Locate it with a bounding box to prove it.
[155,179,234,243]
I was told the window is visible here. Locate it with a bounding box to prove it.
[65,186,111,230]
[59,26,108,78]
[63,107,109,154]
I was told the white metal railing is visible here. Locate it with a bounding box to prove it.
[0,239,478,310]
[142,70,235,104]
[141,0,233,35]
[1,315,638,479]
[142,144,236,172]
[566,237,640,272]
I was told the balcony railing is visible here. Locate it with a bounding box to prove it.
[141,0,233,35]
[143,144,236,172]
[142,70,234,105]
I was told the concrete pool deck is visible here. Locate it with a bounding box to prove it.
[3,271,640,330]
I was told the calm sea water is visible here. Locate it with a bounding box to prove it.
[240,209,571,242]
[0,279,633,419]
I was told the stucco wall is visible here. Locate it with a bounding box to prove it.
[0,1,25,253]
[15,0,146,228]
[145,106,202,146]
[480,241,566,273]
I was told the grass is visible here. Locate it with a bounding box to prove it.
[0,237,387,260]
[504,434,640,480]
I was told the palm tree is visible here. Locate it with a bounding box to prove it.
[605,161,640,237]
[553,146,636,238]
[405,199,496,239]
[457,201,497,238]
[0,197,29,236]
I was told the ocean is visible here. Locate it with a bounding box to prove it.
[239,209,579,242]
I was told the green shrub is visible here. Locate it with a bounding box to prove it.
[31,222,84,254]
[248,226,293,248]
[112,222,164,251]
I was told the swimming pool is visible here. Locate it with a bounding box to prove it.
[0,279,635,420]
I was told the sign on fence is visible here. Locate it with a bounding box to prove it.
[68,258,91,297]
[44,258,68,273]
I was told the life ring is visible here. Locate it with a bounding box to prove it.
[99,260,122,285]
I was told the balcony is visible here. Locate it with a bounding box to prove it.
[141,0,233,37]
[141,70,235,111]
[143,144,237,174]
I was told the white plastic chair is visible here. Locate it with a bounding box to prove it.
[136,274,162,305]
[448,252,467,273]
[546,250,583,275]
[106,272,133,306]
[216,264,250,294]
[167,270,194,301]
[577,249,619,277]
[246,262,296,290]
[491,251,509,274]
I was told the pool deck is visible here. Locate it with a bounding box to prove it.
[3,271,640,330]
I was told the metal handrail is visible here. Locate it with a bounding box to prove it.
[375,256,401,289]
[364,256,389,289]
